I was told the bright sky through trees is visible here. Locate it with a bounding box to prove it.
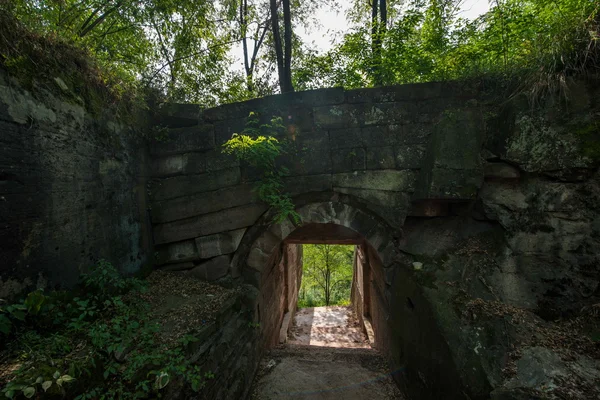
[229,0,490,72]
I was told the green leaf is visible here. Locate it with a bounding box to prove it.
[42,381,52,392]
[22,387,35,399]
[0,315,11,335]
[4,390,15,399]
[60,375,75,383]
[53,371,60,380]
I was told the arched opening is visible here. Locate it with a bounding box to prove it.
[235,200,466,399]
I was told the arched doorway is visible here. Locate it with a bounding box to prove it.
[235,199,469,399]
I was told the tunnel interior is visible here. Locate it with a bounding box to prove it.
[237,202,470,399]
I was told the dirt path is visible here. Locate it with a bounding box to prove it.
[250,307,404,400]
[288,306,370,348]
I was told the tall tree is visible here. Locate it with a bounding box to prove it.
[270,0,294,93]
[302,244,354,306]
[371,0,387,85]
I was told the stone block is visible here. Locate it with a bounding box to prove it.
[151,184,255,224]
[152,154,185,177]
[195,228,246,259]
[415,167,482,200]
[283,174,333,195]
[367,147,395,169]
[154,203,267,245]
[333,187,410,210]
[329,128,366,149]
[273,87,345,107]
[156,240,198,264]
[150,124,215,155]
[332,148,366,173]
[364,103,407,125]
[395,145,426,169]
[333,170,416,192]
[188,255,231,281]
[345,82,446,103]
[151,167,241,201]
[314,104,362,128]
[157,103,201,127]
[184,150,240,175]
[362,126,397,147]
[484,162,520,179]
[398,124,432,145]
[246,246,271,273]
[214,117,247,145]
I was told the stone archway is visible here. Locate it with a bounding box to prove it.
[234,199,474,400]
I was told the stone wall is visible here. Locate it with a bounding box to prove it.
[258,243,302,349]
[163,285,262,400]
[149,81,485,277]
[0,69,152,297]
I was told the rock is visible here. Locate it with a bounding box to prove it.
[153,203,267,245]
[333,170,416,192]
[150,124,215,155]
[156,240,198,264]
[484,162,521,179]
[188,255,231,281]
[195,229,246,259]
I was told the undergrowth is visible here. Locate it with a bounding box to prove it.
[0,261,210,399]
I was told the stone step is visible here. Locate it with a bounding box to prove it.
[265,343,384,367]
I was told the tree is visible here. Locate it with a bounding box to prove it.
[270,0,294,93]
[301,245,354,307]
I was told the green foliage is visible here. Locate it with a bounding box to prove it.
[222,112,300,224]
[294,0,599,93]
[1,261,209,399]
[298,245,354,308]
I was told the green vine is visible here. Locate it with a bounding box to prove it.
[222,112,301,224]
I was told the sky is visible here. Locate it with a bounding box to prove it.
[230,0,491,71]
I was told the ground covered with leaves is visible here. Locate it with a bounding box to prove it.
[0,262,234,399]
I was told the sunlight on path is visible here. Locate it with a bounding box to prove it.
[288,306,370,348]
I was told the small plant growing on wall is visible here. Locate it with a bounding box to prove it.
[222,112,301,224]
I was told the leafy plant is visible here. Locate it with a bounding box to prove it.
[223,112,301,224]
[1,261,209,399]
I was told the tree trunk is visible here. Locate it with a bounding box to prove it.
[282,0,294,93]
[270,0,286,93]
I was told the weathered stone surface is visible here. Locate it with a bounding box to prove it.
[157,103,201,127]
[156,240,198,264]
[151,184,255,224]
[195,228,246,259]
[0,70,151,293]
[367,147,396,169]
[151,167,241,201]
[332,148,367,173]
[333,187,410,227]
[214,117,247,145]
[283,174,333,195]
[395,145,426,169]
[484,162,521,179]
[333,170,416,192]
[398,124,432,145]
[150,124,215,155]
[491,347,600,400]
[188,255,231,281]
[364,103,412,125]
[314,104,361,128]
[329,128,367,149]
[154,204,267,244]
